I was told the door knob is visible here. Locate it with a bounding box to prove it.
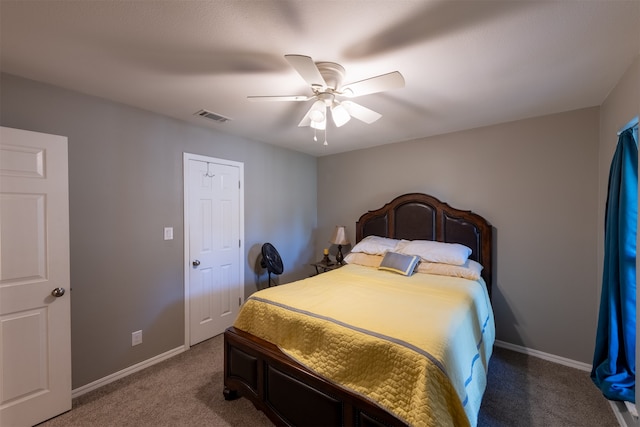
[192,260,201,267]
[51,287,65,297]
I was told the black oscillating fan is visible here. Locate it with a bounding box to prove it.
[260,243,284,287]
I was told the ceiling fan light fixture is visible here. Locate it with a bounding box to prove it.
[331,103,351,127]
[308,100,326,123]
[309,109,325,122]
[310,117,326,130]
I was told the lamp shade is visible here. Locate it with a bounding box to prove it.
[331,103,351,127]
[330,226,350,245]
[308,100,326,123]
[298,100,326,128]
[310,117,326,130]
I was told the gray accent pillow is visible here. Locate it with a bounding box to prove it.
[378,252,420,276]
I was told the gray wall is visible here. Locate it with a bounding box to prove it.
[317,107,600,364]
[0,73,318,388]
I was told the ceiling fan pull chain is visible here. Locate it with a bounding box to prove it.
[324,127,328,146]
[313,128,318,142]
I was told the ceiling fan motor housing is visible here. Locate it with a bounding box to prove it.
[315,62,346,92]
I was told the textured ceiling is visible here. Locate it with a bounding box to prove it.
[1,1,638,156]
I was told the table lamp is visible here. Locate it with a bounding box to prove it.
[330,226,350,265]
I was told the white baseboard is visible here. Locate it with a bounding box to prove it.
[71,345,187,398]
[610,400,639,427]
[494,340,592,372]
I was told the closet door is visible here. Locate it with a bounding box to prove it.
[184,154,244,346]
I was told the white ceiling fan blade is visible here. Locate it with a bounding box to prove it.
[285,54,327,89]
[342,101,382,124]
[298,104,314,127]
[341,71,405,98]
[247,95,311,102]
[298,114,312,127]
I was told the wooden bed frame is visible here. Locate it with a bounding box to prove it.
[223,193,493,426]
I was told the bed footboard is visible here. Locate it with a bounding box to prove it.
[223,326,407,427]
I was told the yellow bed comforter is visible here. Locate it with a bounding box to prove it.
[234,264,495,427]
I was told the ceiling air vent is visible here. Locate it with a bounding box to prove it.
[194,109,231,123]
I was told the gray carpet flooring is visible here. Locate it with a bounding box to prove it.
[38,334,619,427]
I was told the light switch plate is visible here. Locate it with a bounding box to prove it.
[164,227,173,240]
[132,330,142,346]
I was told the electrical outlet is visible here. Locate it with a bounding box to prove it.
[132,330,142,346]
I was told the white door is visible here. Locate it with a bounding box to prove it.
[184,154,243,346]
[0,127,71,426]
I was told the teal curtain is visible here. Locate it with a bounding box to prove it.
[592,127,638,402]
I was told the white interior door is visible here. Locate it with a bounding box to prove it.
[0,127,71,426]
[184,154,243,346]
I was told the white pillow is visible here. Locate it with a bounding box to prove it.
[416,259,483,281]
[395,239,472,266]
[350,235,400,256]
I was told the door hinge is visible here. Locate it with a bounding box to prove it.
[238,181,241,189]
[238,297,242,306]
[239,239,241,248]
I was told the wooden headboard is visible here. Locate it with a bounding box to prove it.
[355,193,493,296]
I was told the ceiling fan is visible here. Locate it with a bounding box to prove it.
[248,55,404,142]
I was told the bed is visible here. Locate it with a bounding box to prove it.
[223,193,494,427]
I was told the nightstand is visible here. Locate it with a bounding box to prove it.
[310,261,342,276]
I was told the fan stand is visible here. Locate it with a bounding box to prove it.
[260,258,275,287]
[267,270,275,287]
